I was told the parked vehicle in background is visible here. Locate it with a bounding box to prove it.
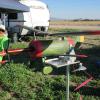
[20,0,50,32]
[0,0,50,42]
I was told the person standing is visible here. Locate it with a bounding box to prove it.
[0,24,9,61]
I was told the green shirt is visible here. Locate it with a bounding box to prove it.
[0,34,8,61]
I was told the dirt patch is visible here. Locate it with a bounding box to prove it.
[50,21,100,30]
[50,25,100,30]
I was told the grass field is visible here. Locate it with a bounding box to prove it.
[0,21,100,100]
[50,20,100,26]
[49,20,100,30]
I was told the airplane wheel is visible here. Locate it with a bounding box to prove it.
[43,66,53,75]
[30,58,44,71]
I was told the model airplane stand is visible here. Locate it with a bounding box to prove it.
[45,56,81,100]
[45,45,87,100]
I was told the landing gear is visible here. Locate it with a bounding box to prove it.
[29,57,53,74]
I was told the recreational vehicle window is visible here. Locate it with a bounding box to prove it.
[8,13,17,19]
[0,13,1,18]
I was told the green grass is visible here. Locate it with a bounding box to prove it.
[0,63,68,99]
[0,63,100,100]
[48,27,80,33]
[0,28,100,99]
[9,42,29,49]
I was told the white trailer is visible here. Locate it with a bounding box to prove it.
[0,0,50,42]
[7,0,50,35]
[20,0,50,32]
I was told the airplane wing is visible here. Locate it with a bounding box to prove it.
[49,30,100,36]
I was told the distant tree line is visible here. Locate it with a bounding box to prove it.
[72,18,100,21]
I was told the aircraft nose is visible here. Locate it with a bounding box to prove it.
[29,40,43,59]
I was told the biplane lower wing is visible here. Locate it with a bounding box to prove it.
[0,48,31,56]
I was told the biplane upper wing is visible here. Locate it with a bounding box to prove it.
[49,30,100,36]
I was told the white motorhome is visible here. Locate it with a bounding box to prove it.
[0,0,50,42]
[6,0,50,33]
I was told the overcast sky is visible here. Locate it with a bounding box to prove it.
[41,0,100,19]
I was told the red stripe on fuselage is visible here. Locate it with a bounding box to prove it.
[29,40,43,59]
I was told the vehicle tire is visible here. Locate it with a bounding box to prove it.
[41,27,45,31]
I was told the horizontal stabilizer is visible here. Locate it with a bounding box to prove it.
[73,63,87,72]
[74,77,93,91]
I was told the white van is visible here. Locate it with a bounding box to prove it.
[3,0,50,41]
